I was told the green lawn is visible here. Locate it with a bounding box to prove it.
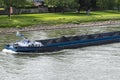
[0,8,4,10]
[0,10,120,28]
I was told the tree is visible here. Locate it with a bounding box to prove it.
[97,0,116,10]
[90,0,97,10]
[76,0,93,15]
[45,0,78,13]
[76,0,85,12]
[107,0,115,9]
[0,0,30,17]
[0,0,4,7]
[115,0,120,11]
[96,0,107,9]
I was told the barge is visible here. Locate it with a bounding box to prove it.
[2,31,120,54]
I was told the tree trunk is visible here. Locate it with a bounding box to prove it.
[77,6,81,13]
[117,4,120,11]
[77,4,82,13]
[8,7,11,18]
[61,8,64,14]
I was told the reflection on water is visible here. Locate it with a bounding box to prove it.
[0,25,120,80]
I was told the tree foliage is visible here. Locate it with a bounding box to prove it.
[76,0,120,11]
[115,0,120,11]
[96,0,120,11]
[0,0,31,17]
[0,0,31,8]
[0,0,120,13]
[45,0,78,13]
[96,0,114,9]
[45,0,78,8]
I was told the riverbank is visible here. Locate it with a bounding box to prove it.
[0,20,120,34]
[0,11,120,28]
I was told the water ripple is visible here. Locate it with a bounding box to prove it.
[0,25,120,80]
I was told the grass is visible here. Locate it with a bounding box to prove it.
[0,8,4,10]
[0,10,120,28]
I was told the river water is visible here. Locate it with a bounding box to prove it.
[0,25,120,80]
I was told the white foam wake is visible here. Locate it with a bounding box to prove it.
[2,49,17,54]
